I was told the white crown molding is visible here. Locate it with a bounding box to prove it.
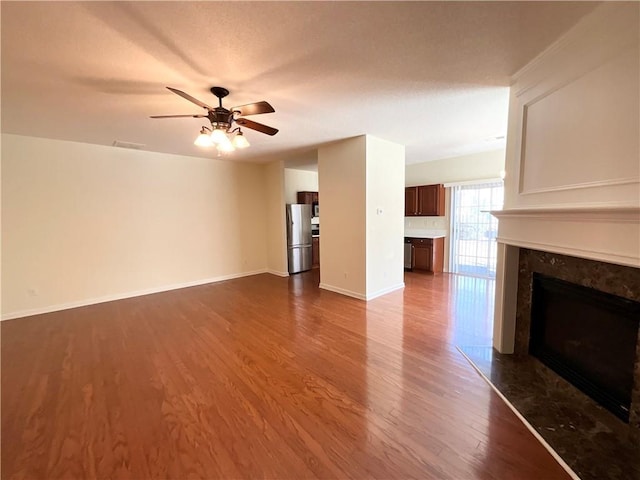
[519,177,639,196]
[1,269,269,321]
[511,3,635,88]
[491,206,640,223]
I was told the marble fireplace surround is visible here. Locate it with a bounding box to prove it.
[514,248,640,429]
[491,206,640,427]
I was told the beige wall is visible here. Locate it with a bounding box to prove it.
[318,135,405,300]
[2,134,268,318]
[318,137,367,298]
[365,136,405,297]
[265,160,288,276]
[283,168,319,205]
[405,149,505,187]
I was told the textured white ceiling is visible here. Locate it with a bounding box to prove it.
[1,1,597,164]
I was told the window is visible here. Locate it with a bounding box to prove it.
[449,181,503,277]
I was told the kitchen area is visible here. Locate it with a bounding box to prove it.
[286,190,320,274]
[283,165,449,277]
[404,183,448,274]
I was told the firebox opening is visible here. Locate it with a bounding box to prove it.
[529,273,640,422]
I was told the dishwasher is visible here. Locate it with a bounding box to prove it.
[404,240,413,270]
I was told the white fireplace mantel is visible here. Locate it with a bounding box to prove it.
[491,206,640,268]
[491,206,639,354]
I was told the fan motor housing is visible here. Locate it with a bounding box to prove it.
[207,108,234,129]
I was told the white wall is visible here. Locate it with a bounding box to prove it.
[503,2,639,210]
[318,137,367,298]
[405,149,505,187]
[365,136,405,297]
[284,168,319,205]
[493,2,640,352]
[2,134,269,318]
[265,160,288,276]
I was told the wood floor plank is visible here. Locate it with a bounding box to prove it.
[2,271,570,479]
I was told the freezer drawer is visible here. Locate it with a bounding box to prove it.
[288,245,312,274]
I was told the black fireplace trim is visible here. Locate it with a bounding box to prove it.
[529,272,640,423]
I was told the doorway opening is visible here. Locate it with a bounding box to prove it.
[449,181,503,278]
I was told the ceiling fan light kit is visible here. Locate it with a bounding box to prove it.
[232,131,250,149]
[194,127,214,147]
[151,86,277,155]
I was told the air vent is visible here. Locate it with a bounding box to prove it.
[112,140,145,150]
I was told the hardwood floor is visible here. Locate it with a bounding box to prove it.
[2,271,570,479]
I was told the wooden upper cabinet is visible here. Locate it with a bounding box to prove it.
[405,184,445,216]
[419,184,445,216]
[297,191,317,205]
[405,187,418,216]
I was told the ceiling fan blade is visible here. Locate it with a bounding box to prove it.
[231,101,275,116]
[235,118,279,136]
[150,114,207,118]
[166,87,212,110]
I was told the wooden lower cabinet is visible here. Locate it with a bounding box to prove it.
[407,237,444,273]
[412,243,430,271]
[312,237,320,268]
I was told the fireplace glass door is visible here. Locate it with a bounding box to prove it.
[530,273,640,422]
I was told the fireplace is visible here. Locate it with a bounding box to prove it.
[529,272,640,422]
[514,248,640,429]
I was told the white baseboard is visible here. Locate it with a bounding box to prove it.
[365,282,405,300]
[319,282,405,301]
[319,283,367,300]
[267,269,290,277]
[1,269,268,321]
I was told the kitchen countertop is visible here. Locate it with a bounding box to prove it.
[404,229,447,239]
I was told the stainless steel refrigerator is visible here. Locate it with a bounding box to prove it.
[286,204,312,274]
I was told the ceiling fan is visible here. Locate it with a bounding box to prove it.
[150,86,278,152]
